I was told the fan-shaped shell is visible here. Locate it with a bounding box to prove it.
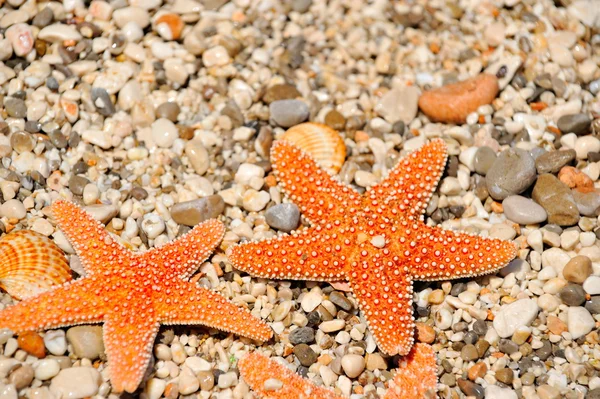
[0,230,72,300]
[281,123,346,174]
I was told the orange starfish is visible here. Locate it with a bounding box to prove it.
[229,139,516,356]
[0,200,272,393]
[238,343,437,399]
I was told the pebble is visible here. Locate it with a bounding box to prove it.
[458,378,484,399]
[319,319,345,333]
[17,331,45,358]
[374,86,420,124]
[242,189,270,212]
[184,140,209,175]
[535,150,576,174]
[269,100,310,128]
[461,344,479,361]
[178,367,199,395]
[91,88,115,116]
[502,195,547,225]
[156,102,180,122]
[493,298,539,338]
[532,174,580,226]
[558,284,586,306]
[198,370,214,391]
[341,354,365,378]
[151,118,179,148]
[573,191,600,216]
[34,358,60,381]
[537,384,560,399]
[583,276,600,295]
[112,7,150,28]
[289,327,315,345]
[486,148,536,200]
[563,255,592,283]
[263,84,301,104]
[473,146,496,175]
[4,97,26,118]
[557,114,592,135]
[44,330,67,356]
[495,368,514,385]
[301,291,322,312]
[265,204,300,232]
[6,23,33,56]
[498,339,519,354]
[66,326,104,360]
[574,136,600,159]
[329,291,353,311]
[567,306,595,339]
[485,385,517,399]
[0,199,26,219]
[202,45,231,67]
[170,196,225,226]
[293,344,317,366]
[49,367,101,399]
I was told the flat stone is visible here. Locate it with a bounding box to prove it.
[493,298,539,338]
[486,148,536,200]
[49,367,101,399]
[171,196,225,226]
[557,113,592,135]
[502,195,547,225]
[374,86,420,124]
[269,99,309,128]
[265,204,300,233]
[66,326,104,360]
[532,174,580,226]
[535,149,576,174]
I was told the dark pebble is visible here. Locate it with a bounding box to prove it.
[495,368,514,385]
[68,175,90,196]
[440,373,456,387]
[32,7,53,27]
[473,320,488,336]
[72,161,89,175]
[532,174,580,226]
[585,296,600,314]
[48,130,68,149]
[4,98,27,118]
[450,282,467,296]
[131,186,148,201]
[306,310,321,327]
[264,203,300,233]
[24,121,41,133]
[535,149,576,174]
[47,76,59,90]
[535,340,552,361]
[453,322,468,332]
[486,148,536,200]
[293,343,317,366]
[458,379,484,399]
[289,327,315,345]
[91,88,115,116]
[588,388,600,399]
[498,339,519,355]
[461,344,479,361]
[329,291,353,311]
[464,331,479,345]
[156,102,181,122]
[557,114,592,135]
[558,284,586,306]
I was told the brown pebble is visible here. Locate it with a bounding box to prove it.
[415,322,436,344]
[461,344,479,361]
[263,84,301,104]
[428,289,445,304]
[563,255,592,284]
[468,362,487,381]
[8,364,34,389]
[495,368,514,385]
[324,109,346,130]
[198,370,214,391]
[17,331,46,358]
[475,339,490,357]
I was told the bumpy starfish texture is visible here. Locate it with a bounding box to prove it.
[238,344,437,399]
[0,200,272,393]
[229,139,517,356]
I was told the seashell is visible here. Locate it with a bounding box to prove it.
[281,123,346,174]
[0,230,72,300]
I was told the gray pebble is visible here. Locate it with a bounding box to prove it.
[532,174,580,226]
[473,320,488,336]
[572,191,600,217]
[557,113,592,135]
[69,175,90,196]
[269,99,310,128]
[289,327,315,345]
[485,148,536,200]
[535,149,576,174]
[473,146,496,175]
[535,340,552,360]
[265,203,300,232]
[49,130,68,149]
[464,331,478,345]
[91,88,115,116]
[4,98,26,118]
[292,0,312,12]
[32,7,54,28]
[171,196,225,227]
[156,102,181,122]
[502,195,547,225]
[498,339,519,355]
[585,297,600,314]
[588,388,600,399]
[558,284,586,306]
[329,291,353,311]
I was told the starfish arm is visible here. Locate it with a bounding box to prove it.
[404,221,517,281]
[228,226,349,282]
[0,279,105,332]
[349,251,415,356]
[384,343,438,399]
[51,200,128,275]
[142,219,225,279]
[271,140,359,223]
[157,281,272,342]
[238,352,344,399]
[368,139,447,217]
[103,312,160,393]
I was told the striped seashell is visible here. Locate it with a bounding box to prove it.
[0,230,72,300]
[281,122,346,174]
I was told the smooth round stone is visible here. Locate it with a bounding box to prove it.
[198,371,214,391]
[535,149,576,174]
[293,344,317,367]
[563,255,592,283]
[301,291,322,312]
[4,98,26,118]
[38,24,82,42]
[486,148,536,200]
[498,339,519,354]
[263,84,301,104]
[91,88,115,116]
[10,131,34,153]
[156,102,180,122]
[567,306,595,339]
[170,196,225,227]
[485,385,517,399]
[458,379,484,399]
[341,354,365,378]
[558,284,586,306]
[374,86,419,124]
[34,359,60,380]
[242,189,270,212]
[151,118,178,148]
[532,174,580,226]
[558,113,592,135]
[574,136,600,159]
[572,191,600,216]
[112,7,150,28]
[289,327,315,345]
[585,296,600,314]
[493,298,539,338]
[32,7,53,27]
[265,203,300,233]
[495,368,514,385]
[43,330,67,355]
[9,364,33,389]
[502,195,547,225]
[178,367,199,395]
[69,176,90,196]
[583,276,600,295]
[473,146,496,175]
[461,344,479,361]
[49,367,101,399]
[269,100,310,128]
[0,199,26,219]
[184,140,209,175]
[329,291,353,311]
[202,45,230,67]
[66,326,104,360]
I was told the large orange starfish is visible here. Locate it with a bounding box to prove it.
[230,139,516,356]
[238,343,437,399]
[0,201,272,393]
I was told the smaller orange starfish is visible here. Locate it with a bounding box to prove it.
[0,201,272,393]
[238,343,437,399]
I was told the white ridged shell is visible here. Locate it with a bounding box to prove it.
[281,123,346,174]
[0,230,72,300]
